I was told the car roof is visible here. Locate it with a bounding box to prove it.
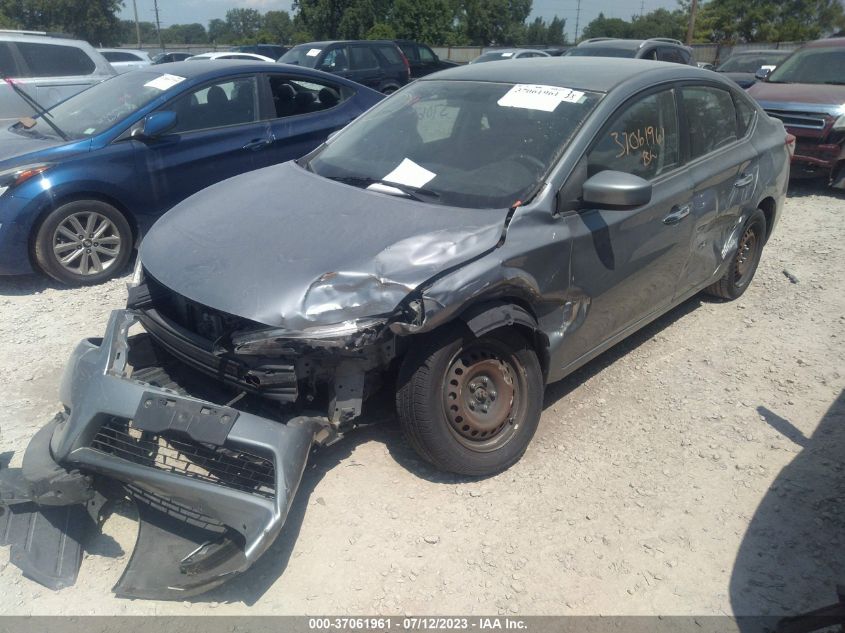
[0,31,92,47]
[99,48,148,54]
[290,40,395,47]
[577,38,686,50]
[728,49,789,55]
[426,57,718,92]
[805,37,845,48]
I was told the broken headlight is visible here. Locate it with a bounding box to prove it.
[0,163,51,197]
[230,318,387,354]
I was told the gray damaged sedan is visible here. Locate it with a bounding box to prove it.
[0,58,789,598]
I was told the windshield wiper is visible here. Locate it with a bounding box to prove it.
[325,176,440,202]
[2,76,69,141]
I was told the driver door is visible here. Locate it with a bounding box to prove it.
[556,87,695,369]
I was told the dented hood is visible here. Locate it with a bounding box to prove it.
[141,162,507,330]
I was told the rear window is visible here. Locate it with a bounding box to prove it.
[377,44,403,65]
[102,51,143,63]
[280,45,323,68]
[16,42,96,77]
[398,43,416,61]
[0,42,18,76]
[566,47,636,58]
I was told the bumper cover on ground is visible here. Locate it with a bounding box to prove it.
[0,309,318,599]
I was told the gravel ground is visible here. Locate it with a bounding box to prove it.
[0,181,843,616]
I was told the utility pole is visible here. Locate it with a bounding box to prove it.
[640,0,645,17]
[686,0,698,45]
[132,0,141,48]
[574,0,581,42]
[153,0,164,51]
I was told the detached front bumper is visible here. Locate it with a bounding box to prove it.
[1,309,318,599]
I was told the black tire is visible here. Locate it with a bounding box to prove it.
[381,84,400,95]
[704,208,767,301]
[34,199,133,286]
[396,324,543,476]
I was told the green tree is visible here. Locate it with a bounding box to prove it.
[546,15,566,45]
[389,0,458,44]
[261,10,294,43]
[0,0,123,45]
[524,16,547,44]
[581,12,631,39]
[0,9,13,28]
[366,22,396,39]
[457,0,533,45]
[696,0,845,42]
[162,23,207,44]
[208,17,234,44]
[225,8,263,41]
[628,8,686,40]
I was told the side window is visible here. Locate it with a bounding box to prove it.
[267,75,352,118]
[318,47,349,72]
[16,42,96,77]
[398,44,417,62]
[0,42,18,76]
[587,89,680,180]
[103,51,143,63]
[659,47,686,64]
[168,77,258,134]
[419,46,437,63]
[377,45,403,66]
[640,47,658,61]
[415,99,460,143]
[350,46,379,70]
[735,94,757,137]
[682,86,738,159]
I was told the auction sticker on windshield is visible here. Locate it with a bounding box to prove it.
[307,48,321,57]
[144,74,186,91]
[383,158,436,188]
[498,84,585,112]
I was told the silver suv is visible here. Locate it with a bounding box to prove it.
[566,37,696,65]
[0,30,115,123]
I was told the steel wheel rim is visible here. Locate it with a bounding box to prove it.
[52,211,122,276]
[442,343,520,452]
[733,225,758,284]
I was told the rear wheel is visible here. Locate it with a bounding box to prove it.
[704,209,766,300]
[396,325,543,476]
[34,200,132,286]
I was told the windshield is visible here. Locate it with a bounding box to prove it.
[307,79,602,209]
[717,52,788,73]
[280,45,322,68]
[767,46,845,84]
[565,47,636,58]
[14,71,179,139]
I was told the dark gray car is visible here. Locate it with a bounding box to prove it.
[0,58,790,599]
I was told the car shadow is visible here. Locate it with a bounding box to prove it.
[730,390,845,622]
[786,179,845,200]
[0,273,64,296]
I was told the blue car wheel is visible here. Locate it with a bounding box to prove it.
[33,199,133,286]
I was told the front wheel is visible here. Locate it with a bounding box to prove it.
[396,325,543,476]
[704,208,766,300]
[33,199,133,286]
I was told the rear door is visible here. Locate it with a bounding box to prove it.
[345,44,384,90]
[558,86,696,368]
[675,83,759,295]
[132,75,267,215]
[257,72,359,168]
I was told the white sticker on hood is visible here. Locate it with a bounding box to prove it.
[382,158,436,189]
[306,48,322,57]
[498,84,585,112]
[144,73,186,91]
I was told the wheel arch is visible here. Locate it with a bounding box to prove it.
[457,299,551,382]
[757,196,777,243]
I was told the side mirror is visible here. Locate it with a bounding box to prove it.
[755,66,774,81]
[139,111,177,139]
[582,170,652,209]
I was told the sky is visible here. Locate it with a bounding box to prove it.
[120,0,683,41]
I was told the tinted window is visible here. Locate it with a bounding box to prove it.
[398,43,417,61]
[280,45,323,69]
[588,89,680,180]
[377,44,403,66]
[566,47,636,58]
[317,47,349,72]
[682,86,738,159]
[419,46,437,63]
[267,75,351,118]
[735,94,757,136]
[16,42,96,77]
[350,46,379,70]
[717,53,789,73]
[659,47,686,64]
[0,42,18,76]
[639,47,658,61]
[102,51,143,62]
[169,77,258,133]
[766,46,845,84]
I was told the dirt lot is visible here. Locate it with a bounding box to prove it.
[0,181,843,616]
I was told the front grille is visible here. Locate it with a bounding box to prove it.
[764,108,829,130]
[91,417,275,499]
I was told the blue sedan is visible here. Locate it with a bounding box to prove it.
[0,61,383,284]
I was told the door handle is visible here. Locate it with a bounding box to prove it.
[243,138,272,151]
[734,173,754,188]
[663,204,690,225]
